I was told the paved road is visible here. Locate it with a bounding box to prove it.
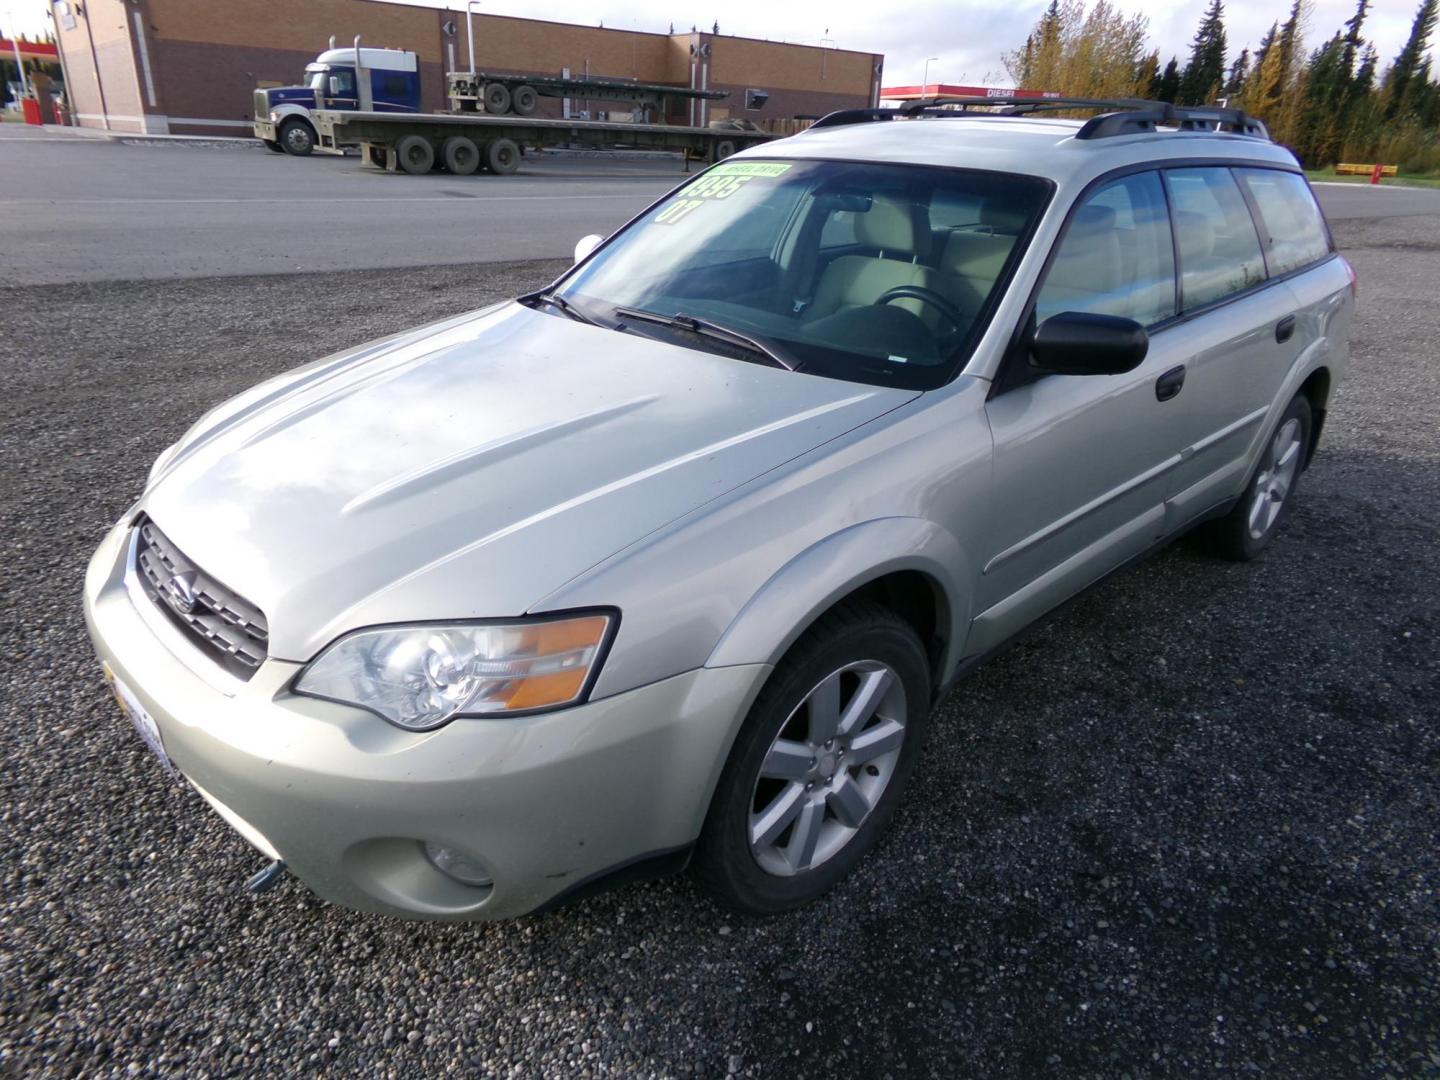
[2,131,1439,285]
[1309,180,1440,219]
[0,135,683,285]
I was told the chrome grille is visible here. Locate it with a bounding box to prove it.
[134,517,269,679]
[253,89,268,120]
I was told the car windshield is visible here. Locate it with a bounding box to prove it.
[554,158,1050,389]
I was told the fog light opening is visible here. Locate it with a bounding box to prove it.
[422,841,493,888]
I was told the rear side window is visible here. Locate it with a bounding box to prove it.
[1164,168,1267,310]
[1236,168,1332,276]
[1035,171,1176,327]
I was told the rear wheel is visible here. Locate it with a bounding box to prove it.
[711,138,737,162]
[442,135,480,176]
[511,84,538,116]
[484,137,520,176]
[483,82,512,115]
[278,119,315,156]
[693,602,931,914]
[1195,394,1312,561]
[395,135,435,176]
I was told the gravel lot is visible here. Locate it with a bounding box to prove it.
[2,217,1437,1078]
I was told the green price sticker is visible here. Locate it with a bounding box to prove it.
[652,161,793,225]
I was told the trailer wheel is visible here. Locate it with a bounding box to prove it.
[511,85,538,116]
[396,135,436,175]
[483,83,512,115]
[263,139,284,154]
[712,138,738,162]
[484,137,520,175]
[279,119,316,156]
[442,136,481,176]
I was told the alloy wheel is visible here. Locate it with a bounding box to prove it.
[1247,418,1303,540]
[748,660,907,877]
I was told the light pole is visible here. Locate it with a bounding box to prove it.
[7,10,30,98]
[921,56,938,95]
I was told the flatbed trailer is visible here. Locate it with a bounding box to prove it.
[446,70,727,118]
[312,109,772,177]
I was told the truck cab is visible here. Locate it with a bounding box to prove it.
[253,46,421,156]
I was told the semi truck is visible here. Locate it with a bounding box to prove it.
[253,44,421,156]
[255,36,738,159]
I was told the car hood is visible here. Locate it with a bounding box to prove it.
[145,303,916,661]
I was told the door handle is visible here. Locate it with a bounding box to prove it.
[1155,365,1186,402]
[1275,315,1297,343]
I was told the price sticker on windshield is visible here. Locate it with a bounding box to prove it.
[653,161,793,225]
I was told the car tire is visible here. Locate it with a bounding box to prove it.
[263,139,284,154]
[395,135,436,176]
[442,136,481,176]
[693,601,932,915]
[484,137,520,175]
[278,119,315,156]
[483,82,512,115]
[511,84,539,116]
[1195,394,1312,561]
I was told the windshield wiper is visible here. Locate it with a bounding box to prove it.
[522,290,601,327]
[614,307,799,372]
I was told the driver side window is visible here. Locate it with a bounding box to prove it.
[1035,172,1176,328]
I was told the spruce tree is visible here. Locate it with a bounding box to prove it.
[1224,48,1251,98]
[1154,56,1182,102]
[1180,0,1229,105]
[1386,0,1439,117]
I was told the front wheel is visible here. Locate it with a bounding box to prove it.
[693,602,931,914]
[1195,394,1312,561]
[278,119,315,156]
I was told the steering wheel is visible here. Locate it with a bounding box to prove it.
[872,285,967,332]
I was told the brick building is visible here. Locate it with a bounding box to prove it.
[49,0,883,135]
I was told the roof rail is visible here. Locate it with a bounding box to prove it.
[808,96,1270,142]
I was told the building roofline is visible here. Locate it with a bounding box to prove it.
[381,2,881,59]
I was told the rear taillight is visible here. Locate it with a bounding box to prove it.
[1341,255,1358,299]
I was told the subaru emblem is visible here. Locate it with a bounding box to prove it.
[164,571,200,614]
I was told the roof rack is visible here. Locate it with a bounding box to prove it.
[808,96,1270,142]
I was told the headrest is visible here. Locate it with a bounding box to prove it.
[856,193,917,254]
[1174,209,1215,261]
[980,199,1031,234]
[943,231,1015,281]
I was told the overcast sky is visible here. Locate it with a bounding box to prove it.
[8,0,1420,86]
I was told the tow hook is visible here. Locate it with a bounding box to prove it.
[245,859,288,894]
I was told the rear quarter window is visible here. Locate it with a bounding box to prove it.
[1236,168,1332,276]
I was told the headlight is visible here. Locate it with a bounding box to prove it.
[293,612,614,731]
[269,111,279,123]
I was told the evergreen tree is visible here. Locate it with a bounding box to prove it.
[1179,0,1228,104]
[1224,48,1251,98]
[1385,0,1438,117]
[1341,0,1369,75]
[1153,56,1182,101]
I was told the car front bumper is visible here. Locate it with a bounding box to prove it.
[83,520,768,920]
[253,120,278,142]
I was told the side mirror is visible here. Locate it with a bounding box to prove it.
[1030,311,1148,375]
[573,234,604,264]
[328,76,342,98]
